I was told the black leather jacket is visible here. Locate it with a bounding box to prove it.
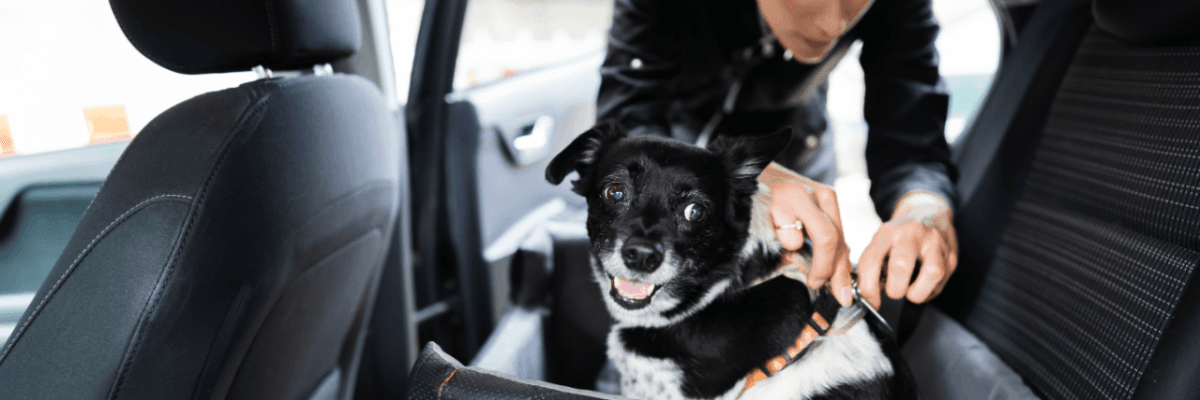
[597,0,957,218]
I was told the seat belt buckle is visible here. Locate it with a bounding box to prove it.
[851,274,892,333]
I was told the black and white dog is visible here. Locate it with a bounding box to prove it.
[545,122,917,400]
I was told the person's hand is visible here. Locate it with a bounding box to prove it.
[758,162,855,307]
[856,190,957,309]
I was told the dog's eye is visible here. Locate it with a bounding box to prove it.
[604,184,627,203]
[684,203,706,222]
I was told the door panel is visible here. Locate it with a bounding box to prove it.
[459,53,601,323]
[403,0,610,362]
[0,143,125,212]
[462,53,600,249]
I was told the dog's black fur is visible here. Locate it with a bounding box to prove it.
[546,121,918,399]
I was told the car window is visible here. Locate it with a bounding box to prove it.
[385,0,427,103]
[0,1,255,158]
[931,0,1002,144]
[828,0,1000,262]
[451,0,612,90]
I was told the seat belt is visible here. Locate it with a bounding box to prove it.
[953,0,1092,206]
[938,0,1094,321]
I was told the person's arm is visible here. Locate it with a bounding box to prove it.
[597,0,685,138]
[854,0,959,308]
[858,0,955,217]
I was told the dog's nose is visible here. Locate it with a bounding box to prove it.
[621,238,664,273]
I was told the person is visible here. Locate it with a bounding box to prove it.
[596,0,958,310]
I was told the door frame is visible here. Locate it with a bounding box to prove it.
[405,0,494,362]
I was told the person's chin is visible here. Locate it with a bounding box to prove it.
[792,43,834,64]
[780,36,834,64]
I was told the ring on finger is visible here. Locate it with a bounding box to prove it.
[779,220,804,231]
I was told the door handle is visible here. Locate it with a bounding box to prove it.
[507,115,555,166]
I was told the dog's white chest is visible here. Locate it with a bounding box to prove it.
[607,330,695,400]
[737,321,893,399]
[607,309,894,400]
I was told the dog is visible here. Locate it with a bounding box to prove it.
[545,121,918,400]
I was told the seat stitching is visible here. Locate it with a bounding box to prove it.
[0,194,194,364]
[106,95,273,400]
[438,368,460,400]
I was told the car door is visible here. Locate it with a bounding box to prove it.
[399,0,608,362]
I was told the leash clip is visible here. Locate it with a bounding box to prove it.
[851,274,892,332]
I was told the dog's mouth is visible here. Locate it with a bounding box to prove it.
[608,274,660,309]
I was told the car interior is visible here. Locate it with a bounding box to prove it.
[0,0,1197,399]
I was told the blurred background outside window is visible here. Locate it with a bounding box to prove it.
[0,1,254,158]
[451,0,610,91]
[387,0,426,103]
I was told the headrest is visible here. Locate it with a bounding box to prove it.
[109,0,361,74]
[1094,0,1200,44]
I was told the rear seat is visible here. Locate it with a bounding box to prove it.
[403,0,1200,398]
[940,0,1200,398]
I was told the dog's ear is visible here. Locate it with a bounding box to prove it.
[545,120,626,195]
[707,127,794,188]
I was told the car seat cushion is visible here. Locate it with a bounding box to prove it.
[901,308,1040,400]
[962,24,1200,400]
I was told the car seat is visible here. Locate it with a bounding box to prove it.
[0,0,403,399]
[931,0,1200,398]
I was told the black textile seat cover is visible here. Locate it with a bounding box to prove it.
[945,0,1200,399]
[0,0,401,398]
[1093,0,1200,45]
[405,342,628,400]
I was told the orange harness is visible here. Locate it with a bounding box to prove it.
[738,289,847,396]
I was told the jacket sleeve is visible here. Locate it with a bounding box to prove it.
[858,0,958,219]
[596,0,685,138]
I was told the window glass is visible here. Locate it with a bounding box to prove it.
[0,1,255,157]
[932,0,1002,143]
[452,0,612,91]
[828,0,1001,261]
[386,0,426,103]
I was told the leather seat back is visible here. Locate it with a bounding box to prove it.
[0,1,401,399]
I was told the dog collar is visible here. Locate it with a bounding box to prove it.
[739,288,843,396]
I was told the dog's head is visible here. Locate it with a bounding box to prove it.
[546,121,792,326]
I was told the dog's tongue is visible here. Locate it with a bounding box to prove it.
[614,276,655,299]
